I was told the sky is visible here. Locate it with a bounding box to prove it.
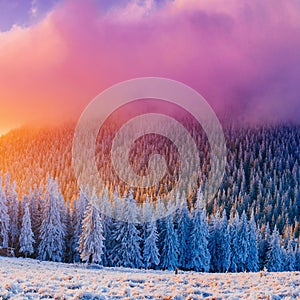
[0,0,300,134]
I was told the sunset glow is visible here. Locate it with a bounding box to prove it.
[1,1,300,292]
[0,0,300,131]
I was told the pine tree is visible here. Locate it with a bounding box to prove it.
[188,199,210,272]
[7,181,19,248]
[19,203,35,257]
[78,191,105,264]
[143,218,160,269]
[29,186,44,255]
[209,210,232,272]
[64,201,76,263]
[246,210,259,272]
[105,188,122,267]
[266,226,283,272]
[0,178,9,248]
[177,200,191,269]
[229,212,240,272]
[258,223,271,270]
[159,212,179,270]
[102,212,114,267]
[285,239,296,271]
[38,179,66,262]
[295,243,300,271]
[208,212,221,272]
[218,211,231,272]
[110,190,143,268]
[73,187,89,262]
[237,211,249,272]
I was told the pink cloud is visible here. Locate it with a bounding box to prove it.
[0,0,299,129]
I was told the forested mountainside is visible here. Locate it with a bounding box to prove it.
[0,123,299,237]
[0,123,299,272]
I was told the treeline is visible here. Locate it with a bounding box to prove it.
[0,124,299,240]
[0,176,299,273]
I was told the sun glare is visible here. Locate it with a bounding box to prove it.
[0,127,11,137]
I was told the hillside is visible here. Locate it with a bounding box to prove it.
[0,257,299,299]
[0,123,299,236]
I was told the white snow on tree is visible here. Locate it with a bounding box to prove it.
[188,196,210,272]
[73,186,89,262]
[229,212,240,272]
[209,211,231,273]
[0,177,9,248]
[6,179,19,248]
[283,239,295,271]
[38,179,66,262]
[266,226,283,272]
[237,211,250,272]
[143,209,160,269]
[78,190,105,264]
[159,202,179,271]
[19,203,35,257]
[177,197,191,270]
[110,190,143,268]
[246,210,259,272]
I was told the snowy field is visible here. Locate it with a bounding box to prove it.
[0,257,300,299]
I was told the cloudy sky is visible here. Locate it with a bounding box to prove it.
[0,0,300,133]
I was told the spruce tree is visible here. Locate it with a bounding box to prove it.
[177,200,191,270]
[285,239,296,271]
[73,187,89,262]
[110,190,143,268]
[143,218,160,269]
[208,212,221,272]
[188,199,210,272]
[78,191,105,264]
[159,212,179,270]
[0,178,9,248]
[38,179,66,262]
[246,210,259,272]
[266,226,283,272]
[7,181,19,248]
[219,211,231,272]
[237,211,249,272]
[19,203,35,257]
[229,213,240,272]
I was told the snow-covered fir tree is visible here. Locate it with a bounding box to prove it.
[229,212,240,272]
[285,239,296,271]
[29,186,44,253]
[64,201,76,263]
[209,212,221,272]
[101,188,114,267]
[0,178,9,248]
[78,191,105,264]
[187,197,210,272]
[6,181,19,248]
[143,216,160,269]
[258,223,271,270]
[140,196,159,269]
[177,199,191,269]
[73,186,89,262]
[159,212,179,270]
[237,211,250,272]
[38,179,66,262]
[246,210,259,272]
[266,226,283,272]
[110,190,143,268]
[19,203,35,257]
[219,211,231,272]
[209,211,231,272]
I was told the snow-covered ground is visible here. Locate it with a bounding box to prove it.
[0,257,299,299]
